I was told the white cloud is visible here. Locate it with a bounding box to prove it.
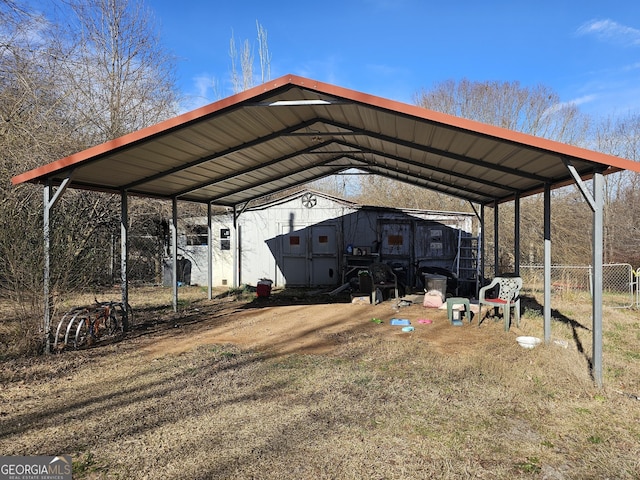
[542,94,598,118]
[567,94,599,107]
[577,19,640,47]
[175,74,223,113]
[622,61,640,72]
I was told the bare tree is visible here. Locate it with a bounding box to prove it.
[0,0,180,354]
[240,38,253,92]
[229,31,240,94]
[229,21,271,94]
[54,0,178,142]
[414,78,590,145]
[592,113,640,264]
[256,20,271,84]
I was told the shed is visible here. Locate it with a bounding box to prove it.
[168,189,476,291]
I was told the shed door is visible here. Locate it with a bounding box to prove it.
[310,224,338,286]
[380,221,412,257]
[280,224,338,287]
[280,225,309,286]
[415,223,457,261]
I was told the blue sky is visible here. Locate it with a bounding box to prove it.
[148,1,640,118]
[146,0,640,116]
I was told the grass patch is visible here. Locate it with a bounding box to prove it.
[514,457,541,474]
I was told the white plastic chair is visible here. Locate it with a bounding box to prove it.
[478,276,522,331]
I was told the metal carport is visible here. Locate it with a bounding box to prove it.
[12,74,640,386]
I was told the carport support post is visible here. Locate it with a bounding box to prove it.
[543,183,551,345]
[120,191,129,331]
[514,193,520,275]
[493,202,499,275]
[43,184,52,354]
[233,205,238,288]
[207,202,212,300]
[172,197,178,312]
[560,159,605,386]
[42,176,72,353]
[592,170,604,388]
[480,205,485,285]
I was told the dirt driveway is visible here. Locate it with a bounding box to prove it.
[138,293,504,359]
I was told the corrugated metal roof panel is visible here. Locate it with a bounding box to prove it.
[12,74,640,206]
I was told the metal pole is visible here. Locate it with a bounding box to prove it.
[592,170,605,387]
[42,176,72,353]
[120,191,129,331]
[43,183,52,354]
[207,202,212,300]
[493,202,499,276]
[480,204,485,288]
[514,193,520,275]
[543,183,551,345]
[172,197,178,312]
[233,205,238,288]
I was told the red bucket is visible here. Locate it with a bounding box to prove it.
[257,279,273,297]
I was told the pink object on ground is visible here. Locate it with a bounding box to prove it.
[417,319,432,324]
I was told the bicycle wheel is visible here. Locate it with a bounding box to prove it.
[104,306,121,335]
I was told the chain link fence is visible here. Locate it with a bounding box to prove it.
[519,263,635,308]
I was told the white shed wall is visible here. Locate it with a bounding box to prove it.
[168,191,475,289]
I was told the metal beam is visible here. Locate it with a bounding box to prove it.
[514,193,521,275]
[494,202,499,276]
[592,170,605,387]
[563,158,605,386]
[233,205,238,288]
[543,183,551,345]
[207,202,213,300]
[43,175,73,354]
[172,197,178,312]
[351,155,495,204]
[323,119,550,182]
[212,166,358,208]
[480,204,486,286]
[205,156,346,204]
[122,119,322,191]
[339,140,520,194]
[121,190,129,331]
[172,139,337,198]
[562,157,596,211]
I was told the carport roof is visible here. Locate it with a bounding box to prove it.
[12,74,640,206]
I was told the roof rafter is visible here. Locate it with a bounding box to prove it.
[334,139,519,194]
[206,154,348,204]
[321,118,550,183]
[342,155,494,204]
[122,118,323,191]
[172,139,338,198]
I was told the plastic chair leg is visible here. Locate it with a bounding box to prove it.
[504,305,511,331]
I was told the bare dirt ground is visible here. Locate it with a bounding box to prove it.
[137,292,489,359]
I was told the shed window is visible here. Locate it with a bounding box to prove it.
[290,236,300,246]
[388,235,403,246]
[318,235,328,244]
[186,225,208,246]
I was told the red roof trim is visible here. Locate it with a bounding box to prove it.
[11,73,640,186]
